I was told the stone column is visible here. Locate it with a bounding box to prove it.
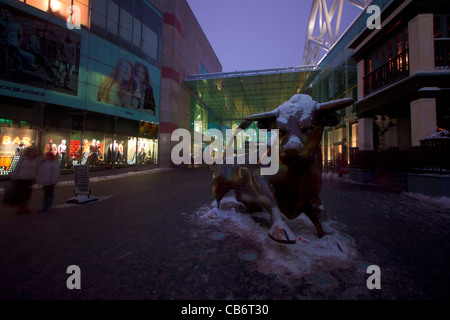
[410,98,436,147]
[357,60,365,100]
[358,117,373,151]
[408,14,435,75]
[357,117,374,169]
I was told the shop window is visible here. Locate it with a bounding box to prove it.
[1,127,38,174]
[350,123,358,148]
[126,137,158,165]
[19,121,32,128]
[0,119,13,127]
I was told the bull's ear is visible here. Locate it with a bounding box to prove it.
[322,112,341,127]
[317,98,354,113]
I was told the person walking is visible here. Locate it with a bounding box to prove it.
[10,146,38,214]
[36,152,60,212]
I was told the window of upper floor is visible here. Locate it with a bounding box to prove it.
[434,14,450,39]
[434,14,450,69]
[19,0,89,28]
[365,27,409,75]
[16,0,162,66]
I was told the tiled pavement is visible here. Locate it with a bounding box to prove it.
[0,166,449,302]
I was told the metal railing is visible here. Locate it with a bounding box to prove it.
[363,49,409,96]
[421,137,450,172]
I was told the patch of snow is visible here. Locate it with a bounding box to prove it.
[401,192,450,209]
[196,195,357,278]
[276,94,316,125]
[418,87,441,91]
[422,130,449,140]
[285,135,303,148]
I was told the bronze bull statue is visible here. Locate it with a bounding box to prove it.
[208,94,353,244]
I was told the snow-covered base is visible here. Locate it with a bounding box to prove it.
[65,195,99,204]
[196,195,358,277]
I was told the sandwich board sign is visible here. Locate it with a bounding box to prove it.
[66,164,98,204]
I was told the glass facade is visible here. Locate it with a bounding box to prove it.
[0,0,162,172]
[434,14,450,69]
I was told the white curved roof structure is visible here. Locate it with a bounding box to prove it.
[302,0,370,65]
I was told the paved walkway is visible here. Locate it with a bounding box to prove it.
[0,166,449,302]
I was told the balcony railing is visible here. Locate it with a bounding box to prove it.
[363,50,409,96]
[435,38,450,69]
[421,137,450,172]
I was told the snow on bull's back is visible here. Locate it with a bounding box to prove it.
[276,94,317,125]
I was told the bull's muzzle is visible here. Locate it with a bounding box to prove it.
[281,136,304,158]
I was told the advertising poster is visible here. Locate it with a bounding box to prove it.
[0,3,81,96]
[0,3,160,123]
[87,34,160,122]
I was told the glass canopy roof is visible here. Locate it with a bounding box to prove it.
[183,66,319,121]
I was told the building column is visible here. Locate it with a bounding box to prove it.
[356,117,374,169]
[410,98,437,147]
[357,117,373,151]
[357,60,365,100]
[408,14,435,74]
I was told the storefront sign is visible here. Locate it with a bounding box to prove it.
[2,135,32,146]
[73,164,90,196]
[0,128,37,157]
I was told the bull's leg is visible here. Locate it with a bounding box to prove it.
[250,178,296,244]
[304,198,331,238]
[207,183,229,219]
[268,207,297,244]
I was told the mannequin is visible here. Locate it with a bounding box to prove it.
[58,140,67,168]
[108,139,118,165]
[118,141,124,163]
[44,139,57,156]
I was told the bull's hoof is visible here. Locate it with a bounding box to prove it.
[320,221,332,234]
[268,222,296,244]
[207,208,218,219]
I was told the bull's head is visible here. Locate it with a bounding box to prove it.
[244,94,353,163]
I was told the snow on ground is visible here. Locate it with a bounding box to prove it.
[322,171,450,209]
[401,191,450,209]
[195,195,358,277]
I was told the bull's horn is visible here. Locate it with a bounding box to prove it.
[244,110,278,121]
[317,98,354,112]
